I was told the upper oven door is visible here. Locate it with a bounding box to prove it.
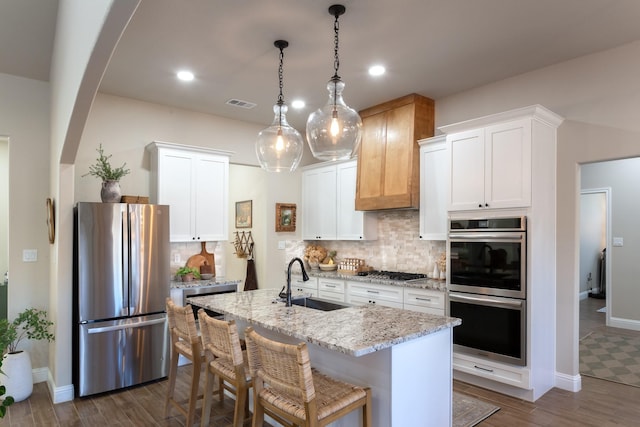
[448,231,526,299]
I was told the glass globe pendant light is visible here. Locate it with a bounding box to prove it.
[306,4,362,161]
[256,40,304,172]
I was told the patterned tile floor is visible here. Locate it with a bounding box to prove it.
[580,329,640,387]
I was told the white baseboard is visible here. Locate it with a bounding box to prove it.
[609,317,640,331]
[32,367,48,384]
[46,369,75,403]
[579,291,590,300]
[555,371,581,392]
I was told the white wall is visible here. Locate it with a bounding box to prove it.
[435,40,640,388]
[0,73,51,368]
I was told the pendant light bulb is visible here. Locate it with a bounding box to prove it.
[255,40,304,172]
[306,4,362,161]
[276,128,284,151]
[330,110,340,137]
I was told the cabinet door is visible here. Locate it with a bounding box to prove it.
[336,161,373,240]
[193,154,228,241]
[157,150,196,242]
[448,129,485,211]
[485,119,531,209]
[301,166,336,240]
[419,137,448,240]
[356,112,386,207]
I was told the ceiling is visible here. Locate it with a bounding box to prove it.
[3,0,640,132]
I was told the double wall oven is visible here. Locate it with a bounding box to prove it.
[448,216,527,366]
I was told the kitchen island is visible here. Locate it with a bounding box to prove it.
[188,289,460,427]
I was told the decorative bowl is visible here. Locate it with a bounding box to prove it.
[200,273,214,280]
[319,263,338,271]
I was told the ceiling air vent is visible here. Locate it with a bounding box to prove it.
[226,98,257,109]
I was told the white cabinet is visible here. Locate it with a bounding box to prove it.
[346,281,403,309]
[148,141,231,242]
[318,278,345,302]
[291,275,318,297]
[444,118,532,211]
[403,287,445,316]
[302,164,337,240]
[302,160,377,241]
[419,136,448,240]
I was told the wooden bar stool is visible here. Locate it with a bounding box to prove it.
[165,298,204,427]
[197,309,252,427]
[244,326,372,427]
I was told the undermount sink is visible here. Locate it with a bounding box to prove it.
[290,296,349,311]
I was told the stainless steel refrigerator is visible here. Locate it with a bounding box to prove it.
[73,202,170,397]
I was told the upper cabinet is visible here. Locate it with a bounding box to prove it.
[355,94,435,211]
[419,136,448,240]
[441,106,563,212]
[147,141,231,242]
[302,160,377,241]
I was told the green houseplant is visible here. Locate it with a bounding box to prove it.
[0,309,55,403]
[176,266,201,282]
[83,144,131,202]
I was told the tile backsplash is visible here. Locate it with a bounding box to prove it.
[285,210,445,275]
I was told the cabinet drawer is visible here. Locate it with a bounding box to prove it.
[348,295,403,309]
[403,288,445,311]
[404,304,444,316]
[347,282,403,305]
[453,352,530,389]
[291,276,318,294]
[317,290,345,303]
[318,279,345,294]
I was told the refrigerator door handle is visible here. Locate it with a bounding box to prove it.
[87,317,166,334]
[122,209,130,314]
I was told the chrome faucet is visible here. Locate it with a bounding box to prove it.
[286,257,309,307]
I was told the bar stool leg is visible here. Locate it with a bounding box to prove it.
[185,354,202,427]
[200,367,215,427]
[164,346,179,417]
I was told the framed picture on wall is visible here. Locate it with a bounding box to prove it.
[235,200,252,228]
[275,203,296,232]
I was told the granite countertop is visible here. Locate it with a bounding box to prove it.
[188,289,460,357]
[297,270,447,292]
[170,277,242,289]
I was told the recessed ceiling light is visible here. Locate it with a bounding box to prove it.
[368,65,385,77]
[177,70,194,81]
[291,99,305,109]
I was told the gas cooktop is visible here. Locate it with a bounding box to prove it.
[364,270,427,281]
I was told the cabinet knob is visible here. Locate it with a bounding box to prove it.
[485,203,489,207]
[478,204,482,208]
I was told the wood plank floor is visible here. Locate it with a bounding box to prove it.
[2,297,638,426]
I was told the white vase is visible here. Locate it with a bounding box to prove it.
[101,180,121,203]
[1,351,33,402]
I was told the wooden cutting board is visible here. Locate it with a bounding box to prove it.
[198,242,216,276]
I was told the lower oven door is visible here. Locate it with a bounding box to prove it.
[449,292,526,366]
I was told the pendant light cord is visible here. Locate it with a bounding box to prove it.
[277,42,285,128]
[333,12,340,80]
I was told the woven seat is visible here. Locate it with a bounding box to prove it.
[244,327,372,427]
[198,309,252,427]
[165,298,204,427]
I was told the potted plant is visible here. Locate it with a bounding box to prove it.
[176,266,201,282]
[83,144,130,202]
[0,309,55,402]
[0,357,14,417]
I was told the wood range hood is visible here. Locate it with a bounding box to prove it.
[355,93,435,211]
